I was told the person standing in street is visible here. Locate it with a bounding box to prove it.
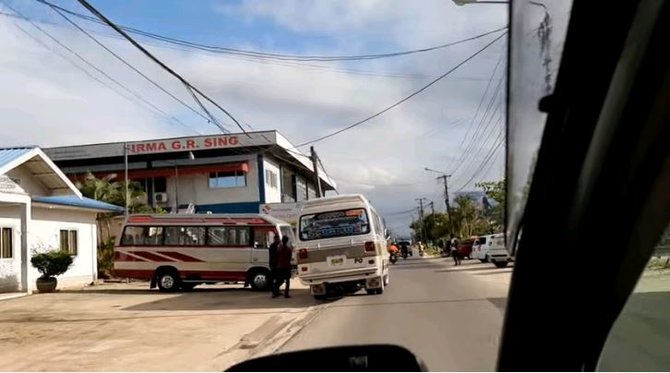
[268,234,281,298]
[273,236,294,298]
[450,234,461,266]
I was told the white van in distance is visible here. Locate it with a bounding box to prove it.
[295,194,390,299]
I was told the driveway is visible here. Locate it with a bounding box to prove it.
[0,282,319,371]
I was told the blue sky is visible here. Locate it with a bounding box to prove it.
[0,0,508,234]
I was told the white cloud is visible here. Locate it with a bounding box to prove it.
[0,1,507,235]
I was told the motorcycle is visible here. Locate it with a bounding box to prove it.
[390,252,398,264]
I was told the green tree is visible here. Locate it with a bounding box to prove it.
[75,172,157,277]
[476,179,506,233]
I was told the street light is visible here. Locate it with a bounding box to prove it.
[453,0,508,5]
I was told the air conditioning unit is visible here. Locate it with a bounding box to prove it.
[154,192,168,204]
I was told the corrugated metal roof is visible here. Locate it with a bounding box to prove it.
[0,147,35,171]
[32,195,124,213]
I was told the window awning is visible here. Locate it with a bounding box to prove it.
[91,162,250,181]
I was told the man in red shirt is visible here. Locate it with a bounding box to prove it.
[273,236,294,298]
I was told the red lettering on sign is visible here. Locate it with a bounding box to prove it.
[204,138,213,147]
[186,139,197,149]
[217,137,228,146]
[172,141,181,150]
[136,144,145,153]
[229,136,239,145]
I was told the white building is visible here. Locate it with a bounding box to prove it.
[0,147,123,293]
[44,130,336,214]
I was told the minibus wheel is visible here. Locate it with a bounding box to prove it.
[248,269,270,291]
[156,268,181,292]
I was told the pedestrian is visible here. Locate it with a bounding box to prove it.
[450,235,461,266]
[273,236,294,298]
[268,234,281,298]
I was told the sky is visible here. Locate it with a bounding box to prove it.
[0,0,508,235]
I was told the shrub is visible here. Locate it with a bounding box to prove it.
[31,250,73,279]
[98,237,116,279]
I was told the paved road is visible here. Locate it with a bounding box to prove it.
[280,255,512,371]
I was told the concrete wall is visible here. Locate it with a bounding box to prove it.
[6,166,47,196]
[167,154,259,207]
[0,205,22,292]
[263,158,281,203]
[28,207,98,291]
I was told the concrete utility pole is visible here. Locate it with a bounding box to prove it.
[123,143,129,218]
[310,146,324,197]
[416,197,428,241]
[429,201,435,215]
[436,174,452,215]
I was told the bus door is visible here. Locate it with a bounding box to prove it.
[206,225,254,273]
[251,226,276,267]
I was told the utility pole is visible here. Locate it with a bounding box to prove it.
[436,174,452,214]
[310,146,323,198]
[416,197,428,242]
[123,143,129,218]
[429,201,435,215]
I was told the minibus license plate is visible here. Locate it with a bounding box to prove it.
[327,255,346,267]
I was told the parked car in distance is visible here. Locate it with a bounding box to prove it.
[471,235,489,262]
[486,233,510,268]
[458,238,475,260]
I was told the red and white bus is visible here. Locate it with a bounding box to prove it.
[114,214,295,292]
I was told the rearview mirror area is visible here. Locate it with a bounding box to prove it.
[226,344,427,372]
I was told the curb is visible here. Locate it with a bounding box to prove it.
[250,303,326,358]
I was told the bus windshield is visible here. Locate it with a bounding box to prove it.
[299,208,370,241]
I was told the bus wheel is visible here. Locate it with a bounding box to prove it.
[156,269,180,292]
[248,269,270,291]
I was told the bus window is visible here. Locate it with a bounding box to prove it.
[164,226,205,246]
[121,226,164,246]
[207,226,252,246]
[253,228,275,249]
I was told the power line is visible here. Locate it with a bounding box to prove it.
[1,2,200,135]
[456,52,505,152]
[317,157,338,195]
[34,1,219,129]
[381,207,418,216]
[295,31,508,148]
[40,0,246,135]
[72,0,241,134]
[451,112,505,186]
[34,2,508,62]
[453,129,506,192]
[0,11,499,82]
[448,76,505,176]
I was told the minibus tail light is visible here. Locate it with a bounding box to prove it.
[365,241,375,252]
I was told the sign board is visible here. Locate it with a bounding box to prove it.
[44,131,278,160]
[0,175,24,194]
[260,202,301,227]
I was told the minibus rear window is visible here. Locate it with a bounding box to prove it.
[299,208,370,241]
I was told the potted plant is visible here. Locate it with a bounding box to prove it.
[30,250,73,293]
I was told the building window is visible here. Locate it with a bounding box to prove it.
[265,170,278,188]
[1,228,12,259]
[209,171,246,188]
[154,177,167,193]
[59,229,78,255]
